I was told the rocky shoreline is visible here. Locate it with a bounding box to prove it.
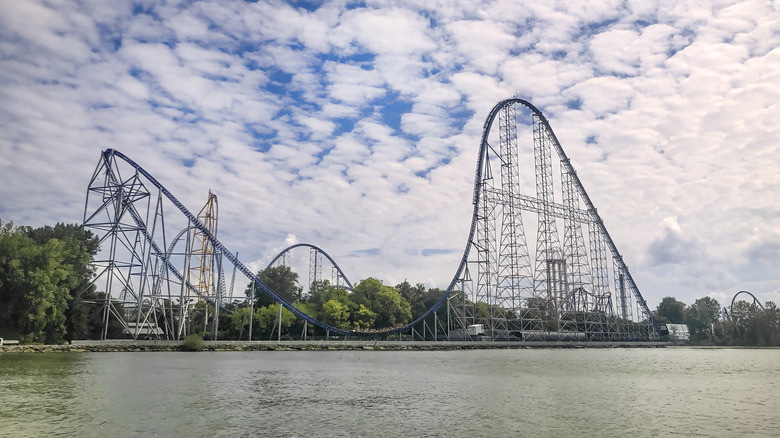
[0,340,668,353]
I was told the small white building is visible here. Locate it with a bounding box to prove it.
[467,324,484,336]
[657,323,690,342]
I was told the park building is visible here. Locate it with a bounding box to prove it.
[655,323,690,342]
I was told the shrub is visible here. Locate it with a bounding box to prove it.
[181,334,205,351]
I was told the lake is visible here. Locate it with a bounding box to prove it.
[1,347,778,437]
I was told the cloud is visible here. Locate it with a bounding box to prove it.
[1,0,780,313]
[741,228,780,264]
[446,19,516,74]
[325,62,387,104]
[647,216,693,267]
[332,7,436,56]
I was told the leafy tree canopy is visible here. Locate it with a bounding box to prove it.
[0,224,71,343]
[686,297,721,342]
[656,296,686,324]
[246,265,302,308]
[353,278,411,329]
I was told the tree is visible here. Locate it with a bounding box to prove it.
[322,299,350,329]
[711,300,780,347]
[247,265,302,308]
[0,227,72,343]
[712,318,735,346]
[758,301,780,346]
[351,304,376,330]
[686,297,720,342]
[351,277,384,307]
[730,300,762,345]
[189,300,211,335]
[373,287,412,328]
[230,306,261,340]
[84,291,125,340]
[396,280,427,317]
[352,278,412,329]
[656,296,686,324]
[306,280,350,311]
[291,301,318,339]
[307,280,333,302]
[256,303,296,338]
[23,223,100,341]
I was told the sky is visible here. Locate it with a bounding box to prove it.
[1,0,779,311]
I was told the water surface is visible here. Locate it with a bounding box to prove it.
[1,348,777,437]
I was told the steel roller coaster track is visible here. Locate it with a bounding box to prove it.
[87,149,367,336]
[85,98,652,340]
[266,243,355,291]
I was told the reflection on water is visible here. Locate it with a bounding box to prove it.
[1,348,778,437]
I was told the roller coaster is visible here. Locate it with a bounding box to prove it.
[724,290,766,320]
[267,243,354,292]
[83,98,654,341]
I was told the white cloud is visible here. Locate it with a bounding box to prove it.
[646,217,702,266]
[324,62,386,104]
[446,19,516,74]
[332,7,436,56]
[1,0,779,315]
[565,76,635,115]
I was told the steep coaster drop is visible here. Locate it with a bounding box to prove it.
[83,98,653,341]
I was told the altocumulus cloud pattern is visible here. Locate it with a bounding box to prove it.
[1,1,780,310]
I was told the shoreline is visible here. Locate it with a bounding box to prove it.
[1,339,669,353]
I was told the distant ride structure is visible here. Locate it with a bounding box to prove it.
[180,191,222,338]
[447,98,653,341]
[82,98,653,341]
[730,291,765,311]
[725,290,765,320]
[83,149,360,339]
[266,243,355,293]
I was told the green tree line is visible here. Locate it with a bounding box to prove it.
[4,218,778,346]
[654,296,780,346]
[0,218,447,343]
[0,220,108,343]
[220,265,448,340]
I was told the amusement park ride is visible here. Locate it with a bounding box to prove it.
[83,98,658,341]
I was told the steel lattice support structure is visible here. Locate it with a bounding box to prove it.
[84,150,369,340]
[497,104,534,329]
[83,151,231,340]
[309,247,322,289]
[188,192,218,301]
[473,145,499,334]
[533,113,565,310]
[81,98,653,341]
[85,152,172,340]
[182,191,221,339]
[267,243,355,294]
[459,98,653,341]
